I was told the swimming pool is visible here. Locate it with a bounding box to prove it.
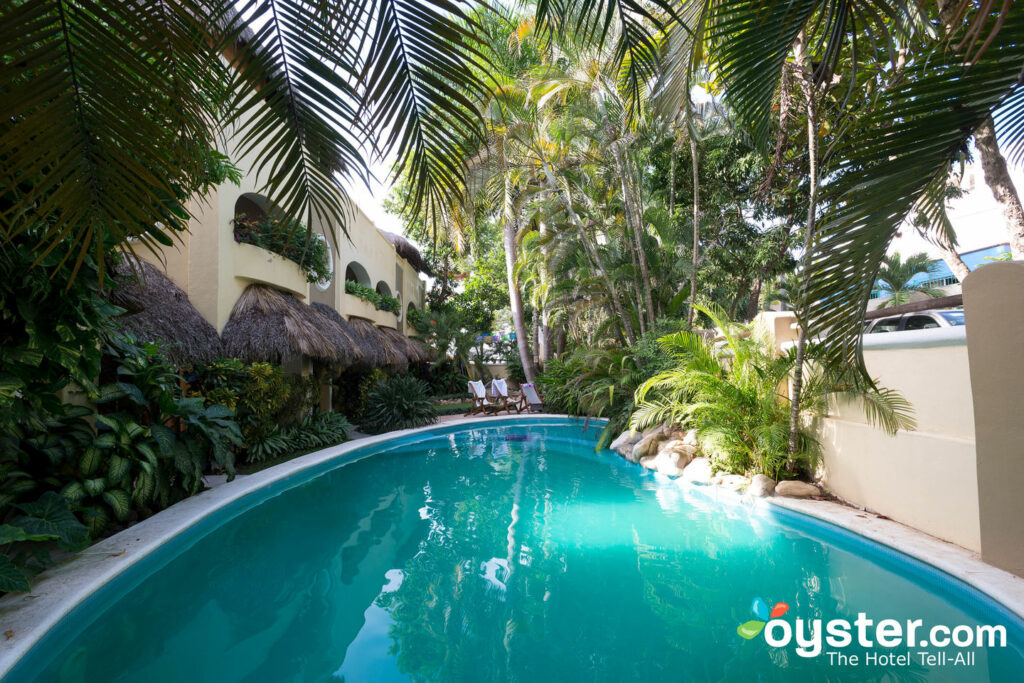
[4,417,1023,681]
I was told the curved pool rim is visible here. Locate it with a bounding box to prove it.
[1,413,1022,678]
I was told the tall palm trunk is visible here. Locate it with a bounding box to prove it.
[937,241,971,282]
[974,117,1024,259]
[539,222,553,364]
[503,184,537,384]
[789,40,819,459]
[612,140,657,328]
[935,0,1024,260]
[686,133,700,329]
[541,162,638,344]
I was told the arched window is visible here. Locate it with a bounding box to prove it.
[344,261,371,287]
[375,281,393,298]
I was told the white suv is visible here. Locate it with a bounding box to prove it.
[863,309,965,334]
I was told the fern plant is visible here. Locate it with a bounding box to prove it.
[361,375,437,434]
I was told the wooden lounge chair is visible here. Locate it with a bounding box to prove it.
[518,383,544,413]
[488,378,518,413]
[467,380,502,416]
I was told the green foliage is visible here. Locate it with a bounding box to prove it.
[504,346,527,386]
[1,335,244,593]
[0,232,119,428]
[361,375,438,434]
[631,304,915,479]
[357,368,389,416]
[0,492,89,592]
[233,216,332,285]
[874,252,945,308]
[83,335,242,529]
[344,279,400,313]
[246,412,351,463]
[191,360,319,462]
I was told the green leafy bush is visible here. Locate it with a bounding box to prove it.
[0,492,89,592]
[630,303,914,479]
[247,411,351,463]
[191,360,319,462]
[344,279,400,313]
[233,215,331,285]
[82,335,242,531]
[361,375,438,434]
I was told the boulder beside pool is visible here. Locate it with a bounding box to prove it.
[748,474,776,497]
[776,480,821,498]
[682,457,712,484]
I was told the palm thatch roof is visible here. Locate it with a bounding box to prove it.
[108,257,222,366]
[222,285,360,366]
[310,303,371,368]
[346,318,406,371]
[378,230,432,275]
[379,326,433,364]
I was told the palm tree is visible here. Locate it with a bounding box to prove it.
[2,1,490,272]
[874,252,945,309]
[532,0,1024,371]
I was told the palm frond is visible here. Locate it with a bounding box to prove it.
[226,0,368,242]
[800,9,1024,373]
[1,0,223,274]
[360,0,492,240]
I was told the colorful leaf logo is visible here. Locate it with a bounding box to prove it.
[736,598,789,639]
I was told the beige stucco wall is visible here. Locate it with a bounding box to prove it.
[963,261,1024,576]
[138,131,427,336]
[817,337,980,552]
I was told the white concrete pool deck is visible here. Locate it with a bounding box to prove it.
[1,413,1022,677]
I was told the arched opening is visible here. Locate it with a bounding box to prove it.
[375,281,393,298]
[344,261,371,288]
[234,193,272,223]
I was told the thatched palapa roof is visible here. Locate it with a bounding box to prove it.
[222,285,361,366]
[310,303,372,368]
[108,257,223,366]
[346,318,407,371]
[378,230,432,276]
[379,326,433,364]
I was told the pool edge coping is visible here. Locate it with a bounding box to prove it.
[2,413,1022,675]
[761,494,1024,619]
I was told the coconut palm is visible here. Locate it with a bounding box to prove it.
[874,252,945,308]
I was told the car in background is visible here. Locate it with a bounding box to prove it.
[863,308,965,334]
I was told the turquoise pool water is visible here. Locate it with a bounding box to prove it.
[6,418,1023,682]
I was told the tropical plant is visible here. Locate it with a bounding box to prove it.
[630,303,915,478]
[344,280,400,313]
[2,0,491,273]
[874,252,945,308]
[233,216,332,285]
[81,335,243,531]
[191,360,319,459]
[361,375,438,434]
[246,411,351,463]
[0,492,89,593]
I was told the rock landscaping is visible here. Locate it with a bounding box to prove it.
[605,427,827,501]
